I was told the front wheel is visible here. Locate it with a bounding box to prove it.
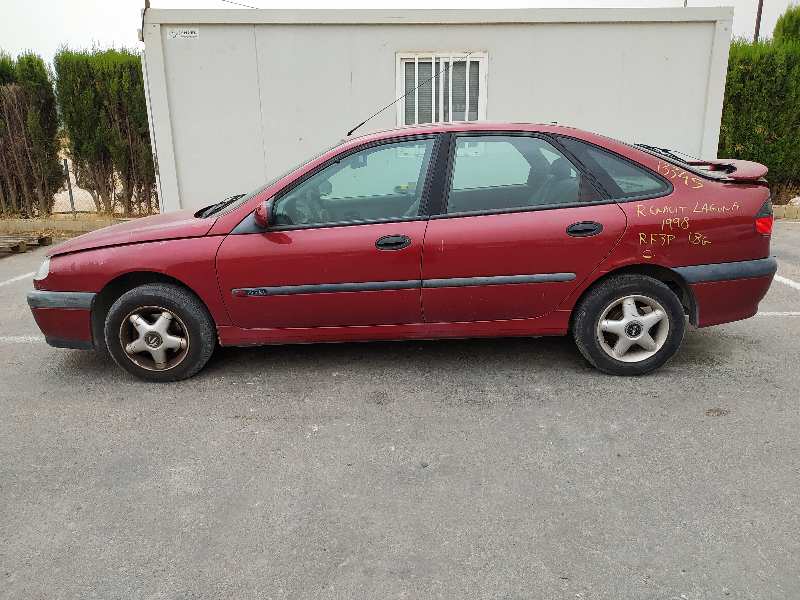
[572,274,686,376]
[104,283,216,382]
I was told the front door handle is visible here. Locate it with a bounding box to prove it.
[566,221,603,237]
[376,234,411,250]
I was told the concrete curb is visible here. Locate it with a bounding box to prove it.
[774,205,800,220]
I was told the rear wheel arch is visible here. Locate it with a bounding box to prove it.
[91,272,215,352]
[570,263,696,330]
[571,272,687,375]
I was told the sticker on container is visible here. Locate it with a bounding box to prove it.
[167,27,199,40]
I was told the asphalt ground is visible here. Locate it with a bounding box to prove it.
[1,223,799,599]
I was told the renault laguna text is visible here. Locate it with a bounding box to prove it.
[28,122,776,381]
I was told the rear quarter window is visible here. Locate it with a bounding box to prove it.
[559,137,670,200]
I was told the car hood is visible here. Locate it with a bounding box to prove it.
[48,210,214,257]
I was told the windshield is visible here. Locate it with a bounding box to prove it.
[197,141,343,218]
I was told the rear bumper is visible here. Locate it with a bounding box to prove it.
[27,290,95,350]
[675,257,777,327]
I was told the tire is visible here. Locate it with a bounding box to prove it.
[104,283,216,382]
[572,274,686,376]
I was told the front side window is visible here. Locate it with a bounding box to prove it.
[559,137,670,200]
[446,135,602,214]
[398,52,487,125]
[273,138,435,227]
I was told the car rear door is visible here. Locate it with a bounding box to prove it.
[420,133,627,323]
[216,136,438,329]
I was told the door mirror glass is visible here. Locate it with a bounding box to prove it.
[253,199,273,229]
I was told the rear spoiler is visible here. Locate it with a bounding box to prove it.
[686,159,768,182]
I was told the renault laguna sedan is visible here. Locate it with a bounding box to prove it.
[28,122,776,381]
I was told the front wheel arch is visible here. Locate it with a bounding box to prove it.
[91,271,216,353]
[104,282,217,381]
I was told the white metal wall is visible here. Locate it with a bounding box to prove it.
[142,8,733,212]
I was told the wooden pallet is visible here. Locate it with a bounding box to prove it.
[0,234,53,254]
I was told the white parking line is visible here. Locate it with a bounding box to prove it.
[0,271,35,288]
[757,311,800,317]
[775,274,800,292]
[0,336,44,344]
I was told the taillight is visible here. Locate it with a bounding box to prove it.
[755,198,773,235]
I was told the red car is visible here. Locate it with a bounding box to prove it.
[28,122,776,381]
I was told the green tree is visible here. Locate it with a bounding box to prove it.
[719,39,800,203]
[54,49,115,212]
[95,50,156,215]
[55,49,156,215]
[774,4,800,44]
[0,52,62,216]
[15,53,63,214]
[0,53,15,85]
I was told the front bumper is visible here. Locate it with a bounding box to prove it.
[675,257,777,327]
[27,290,96,349]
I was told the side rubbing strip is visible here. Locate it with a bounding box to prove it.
[232,280,421,297]
[422,273,576,288]
[232,273,577,297]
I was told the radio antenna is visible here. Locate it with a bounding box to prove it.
[346,52,474,137]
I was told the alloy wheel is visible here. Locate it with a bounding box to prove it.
[119,306,189,371]
[596,294,669,363]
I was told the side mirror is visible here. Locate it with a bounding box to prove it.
[253,199,273,229]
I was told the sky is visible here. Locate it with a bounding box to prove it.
[0,0,796,63]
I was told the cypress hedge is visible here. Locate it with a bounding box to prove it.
[775,4,800,44]
[0,52,62,216]
[719,39,800,203]
[54,49,157,215]
[0,54,15,85]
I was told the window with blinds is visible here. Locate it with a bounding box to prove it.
[396,53,487,126]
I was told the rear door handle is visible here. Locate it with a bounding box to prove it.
[376,234,411,250]
[566,221,603,237]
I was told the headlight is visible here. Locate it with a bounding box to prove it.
[33,257,50,281]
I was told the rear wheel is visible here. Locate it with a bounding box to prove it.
[572,274,685,375]
[104,283,216,382]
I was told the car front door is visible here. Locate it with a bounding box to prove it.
[216,136,437,329]
[421,133,628,323]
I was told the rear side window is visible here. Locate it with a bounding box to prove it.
[446,135,602,214]
[559,137,669,200]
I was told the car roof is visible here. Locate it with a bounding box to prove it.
[346,121,599,145]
